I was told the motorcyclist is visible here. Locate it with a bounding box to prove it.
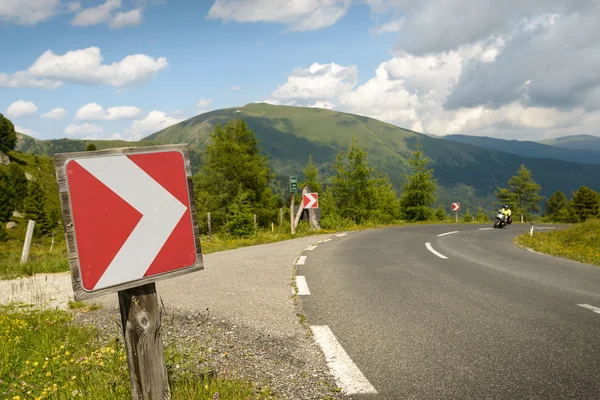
[501,204,512,224]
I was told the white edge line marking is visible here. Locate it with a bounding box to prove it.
[305,245,318,251]
[295,276,310,295]
[295,255,307,265]
[425,242,448,259]
[479,227,494,230]
[336,233,348,237]
[577,304,600,314]
[437,231,459,237]
[310,325,377,395]
[322,238,332,242]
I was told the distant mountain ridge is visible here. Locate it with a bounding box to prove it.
[444,134,600,165]
[14,103,600,213]
[538,134,600,151]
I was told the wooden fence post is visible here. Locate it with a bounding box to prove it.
[20,220,35,264]
[118,283,170,400]
[207,212,212,241]
[279,208,283,226]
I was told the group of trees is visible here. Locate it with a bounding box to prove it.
[193,119,441,237]
[0,113,58,241]
[544,186,600,223]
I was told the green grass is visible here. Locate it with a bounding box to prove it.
[0,234,69,279]
[0,305,266,399]
[515,219,600,266]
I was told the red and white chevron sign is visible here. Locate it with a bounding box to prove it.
[452,202,461,212]
[56,146,202,299]
[303,192,319,209]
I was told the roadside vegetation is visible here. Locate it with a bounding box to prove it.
[515,219,600,267]
[0,304,267,399]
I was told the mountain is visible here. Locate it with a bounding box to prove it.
[14,103,600,212]
[16,133,158,155]
[538,135,600,152]
[444,134,600,165]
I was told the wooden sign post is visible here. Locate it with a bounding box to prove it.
[54,145,203,400]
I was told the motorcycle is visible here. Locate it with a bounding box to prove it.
[493,210,512,228]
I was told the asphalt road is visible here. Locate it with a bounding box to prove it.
[298,224,600,399]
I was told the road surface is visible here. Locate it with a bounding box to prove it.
[297,224,600,399]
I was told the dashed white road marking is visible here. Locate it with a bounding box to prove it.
[322,238,332,243]
[425,242,448,259]
[577,304,600,314]
[336,233,348,237]
[310,325,377,395]
[479,227,494,231]
[437,231,459,237]
[295,276,311,295]
[305,245,318,251]
[295,255,307,265]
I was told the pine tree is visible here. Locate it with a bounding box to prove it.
[399,140,437,221]
[545,190,568,220]
[7,163,28,211]
[225,189,255,237]
[195,119,278,233]
[23,180,49,236]
[300,155,322,193]
[433,204,447,221]
[569,186,600,222]
[0,169,13,222]
[462,208,473,222]
[495,164,543,221]
[476,207,489,222]
[0,113,17,152]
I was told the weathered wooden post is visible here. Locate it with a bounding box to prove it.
[20,220,35,264]
[207,212,212,241]
[290,194,295,235]
[279,208,283,226]
[54,145,204,400]
[118,283,170,399]
[530,222,534,237]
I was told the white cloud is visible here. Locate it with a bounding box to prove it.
[308,101,336,110]
[196,98,213,113]
[0,0,62,25]
[207,0,351,31]
[371,17,403,34]
[109,9,143,29]
[122,111,184,141]
[231,85,241,91]
[6,101,38,119]
[65,123,103,136]
[15,125,39,137]
[41,108,68,120]
[75,102,142,121]
[70,0,143,29]
[0,47,168,90]
[271,62,358,100]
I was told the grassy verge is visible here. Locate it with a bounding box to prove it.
[514,219,600,267]
[0,304,267,399]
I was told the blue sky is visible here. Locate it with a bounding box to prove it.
[1,0,598,141]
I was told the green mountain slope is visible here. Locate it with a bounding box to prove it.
[14,103,600,213]
[539,135,600,151]
[444,134,600,165]
[16,133,158,156]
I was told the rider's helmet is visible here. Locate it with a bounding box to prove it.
[503,204,509,209]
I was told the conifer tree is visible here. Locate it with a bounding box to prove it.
[7,163,27,211]
[399,140,437,221]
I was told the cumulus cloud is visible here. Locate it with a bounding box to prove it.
[71,0,143,29]
[231,85,241,91]
[308,101,336,110]
[121,111,184,141]
[207,0,351,31]
[41,108,68,120]
[75,103,142,121]
[270,62,358,101]
[0,0,62,25]
[0,47,167,89]
[65,123,103,136]
[15,125,39,137]
[196,98,213,113]
[6,101,38,119]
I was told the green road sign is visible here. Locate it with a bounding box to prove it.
[290,176,297,192]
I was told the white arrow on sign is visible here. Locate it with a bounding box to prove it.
[304,193,318,208]
[76,156,187,290]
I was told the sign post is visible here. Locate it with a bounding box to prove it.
[452,202,460,222]
[54,145,203,400]
[290,176,297,235]
[300,189,320,230]
[290,176,298,192]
